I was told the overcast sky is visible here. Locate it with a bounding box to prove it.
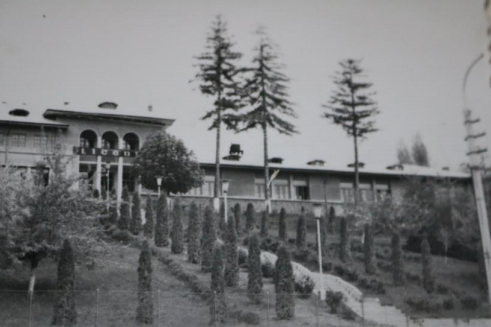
[1,0,490,170]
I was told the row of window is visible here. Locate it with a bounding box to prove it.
[0,133,57,149]
[79,130,139,151]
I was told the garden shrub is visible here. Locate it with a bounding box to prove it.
[210,244,227,325]
[245,203,255,231]
[154,193,169,247]
[442,297,455,310]
[340,304,357,321]
[391,232,406,286]
[279,207,287,241]
[117,187,130,231]
[233,203,242,235]
[421,236,434,293]
[344,266,360,282]
[136,241,153,324]
[229,309,261,325]
[325,290,345,314]
[405,272,422,286]
[296,211,307,249]
[357,277,386,294]
[328,206,336,234]
[275,246,295,319]
[238,249,248,267]
[248,234,263,304]
[364,224,376,275]
[261,260,275,279]
[294,275,315,299]
[130,192,142,235]
[435,283,450,295]
[171,197,184,254]
[224,214,239,287]
[219,201,226,236]
[52,239,77,326]
[111,229,132,245]
[187,202,202,264]
[460,295,479,310]
[201,206,217,273]
[260,210,269,237]
[339,217,352,263]
[143,195,154,238]
[287,238,295,245]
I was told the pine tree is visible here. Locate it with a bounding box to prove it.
[421,236,434,293]
[245,203,255,232]
[339,217,352,263]
[275,246,295,319]
[364,224,376,275]
[187,202,202,264]
[224,214,239,287]
[391,232,405,286]
[296,212,306,249]
[278,207,287,241]
[194,15,243,207]
[322,59,379,206]
[260,210,269,237]
[118,187,130,231]
[143,195,154,238]
[130,192,142,235]
[233,203,242,235]
[412,133,430,167]
[396,140,414,165]
[236,28,297,207]
[201,206,217,272]
[52,239,77,326]
[247,234,263,303]
[171,197,184,254]
[136,241,153,324]
[210,244,227,325]
[155,193,169,247]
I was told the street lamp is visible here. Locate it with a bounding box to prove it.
[313,203,325,300]
[156,175,163,197]
[221,179,230,223]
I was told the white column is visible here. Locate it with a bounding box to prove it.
[95,136,102,192]
[117,140,124,204]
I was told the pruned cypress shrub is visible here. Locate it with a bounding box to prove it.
[92,189,100,199]
[328,206,336,234]
[224,214,239,287]
[219,201,226,235]
[317,214,330,258]
[108,202,119,226]
[171,197,184,254]
[201,206,217,272]
[275,246,295,319]
[155,193,169,247]
[118,187,131,231]
[245,203,255,232]
[136,241,153,324]
[233,203,242,235]
[101,188,107,201]
[210,244,227,324]
[260,210,269,237]
[187,202,202,264]
[143,195,154,238]
[391,231,406,286]
[279,208,287,241]
[339,217,352,263]
[130,192,142,235]
[421,236,434,293]
[247,234,263,304]
[364,223,376,275]
[52,239,77,326]
[296,213,306,249]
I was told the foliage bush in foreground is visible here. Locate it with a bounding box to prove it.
[136,241,153,324]
[296,211,307,249]
[279,207,287,241]
[210,244,227,325]
[224,214,239,287]
[325,290,345,314]
[143,195,154,238]
[234,203,242,235]
[275,246,295,319]
[260,210,269,237]
[201,206,217,273]
[245,203,255,232]
[171,197,184,254]
[294,275,315,299]
[154,193,169,247]
[262,260,275,279]
[187,202,202,264]
[248,234,263,304]
[52,239,77,326]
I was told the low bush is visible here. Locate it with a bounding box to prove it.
[261,261,275,279]
[344,267,360,282]
[322,262,333,273]
[238,250,248,267]
[405,296,442,313]
[340,304,357,321]
[357,278,386,294]
[287,238,296,245]
[435,283,451,295]
[442,297,455,311]
[260,237,280,253]
[325,290,345,314]
[229,310,261,325]
[111,229,132,245]
[460,295,479,310]
[294,275,316,299]
[405,272,422,286]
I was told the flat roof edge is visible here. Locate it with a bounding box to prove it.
[0,119,69,128]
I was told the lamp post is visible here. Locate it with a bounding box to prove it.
[313,203,325,300]
[221,179,230,223]
[156,175,163,197]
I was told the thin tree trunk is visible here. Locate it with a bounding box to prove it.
[28,260,38,295]
[263,124,270,205]
[353,125,360,207]
[214,87,222,211]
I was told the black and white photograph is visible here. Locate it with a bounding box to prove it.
[1,1,491,326]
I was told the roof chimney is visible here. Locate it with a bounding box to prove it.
[148,105,153,112]
[307,160,325,167]
[268,157,283,164]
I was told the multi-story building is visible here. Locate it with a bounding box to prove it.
[0,103,471,213]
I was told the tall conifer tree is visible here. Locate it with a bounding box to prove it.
[236,28,297,208]
[188,202,202,264]
[194,16,243,210]
[278,207,287,241]
[143,195,154,238]
[275,246,295,319]
[155,193,169,247]
[171,197,184,254]
[247,234,263,303]
[136,241,153,324]
[52,239,77,326]
[322,59,379,205]
[201,206,217,272]
[224,214,239,287]
[118,187,130,231]
[130,192,142,235]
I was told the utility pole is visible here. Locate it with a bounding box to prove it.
[463,51,491,305]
